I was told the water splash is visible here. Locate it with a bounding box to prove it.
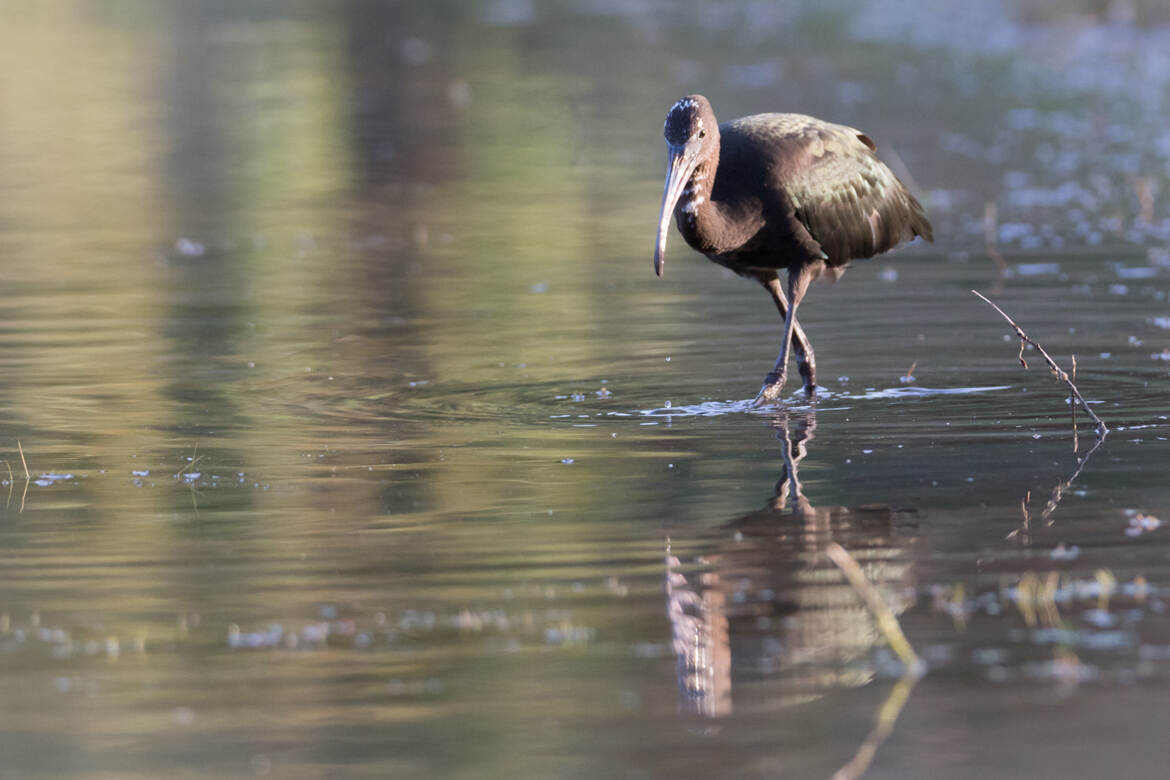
[629,385,1011,418]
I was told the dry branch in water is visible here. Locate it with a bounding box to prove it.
[971,290,1108,438]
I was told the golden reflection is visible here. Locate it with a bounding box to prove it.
[666,409,918,718]
[830,669,919,780]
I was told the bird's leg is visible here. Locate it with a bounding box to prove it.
[754,268,814,405]
[760,275,817,393]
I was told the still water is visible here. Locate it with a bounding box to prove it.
[2,1,1170,777]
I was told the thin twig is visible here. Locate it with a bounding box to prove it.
[174,441,202,478]
[971,290,1108,437]
[826,542,920,670]
[174,455,203,478]
[15,443,30,513]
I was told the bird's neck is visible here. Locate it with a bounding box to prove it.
[676,150,764,256]
[675,158,721,252]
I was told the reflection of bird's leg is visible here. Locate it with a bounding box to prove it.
[771,409,817,513]
[787,412,815,514]
[791,409,816,465]
[755,267,816,404]
[787,410,829,542]
[759,274,816,393]
[771,412,793,509]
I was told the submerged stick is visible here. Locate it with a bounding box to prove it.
[971,290,1108,437]
[826,542,920,670]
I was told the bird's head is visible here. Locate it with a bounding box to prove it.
[655,94,719,277]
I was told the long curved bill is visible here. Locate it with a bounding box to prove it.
[654,145,693,278]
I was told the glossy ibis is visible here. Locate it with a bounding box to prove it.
[654,95,933,403]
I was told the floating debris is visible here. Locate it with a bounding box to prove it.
[1125,510,1162,537]
[174,237,205,257]
[33,473,74,487]
[1116,266,1158,279]
[1015,262,1062,276]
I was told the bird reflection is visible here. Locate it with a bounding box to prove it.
[667,409,918,718]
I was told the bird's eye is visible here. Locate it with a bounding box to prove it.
[699,129,706,138]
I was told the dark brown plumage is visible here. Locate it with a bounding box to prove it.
[654,94,933,403]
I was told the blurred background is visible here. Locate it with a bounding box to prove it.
[2,1,1170,777]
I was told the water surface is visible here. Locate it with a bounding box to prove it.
[2,2,1170,778]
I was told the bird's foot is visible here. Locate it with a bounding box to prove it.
[752,374,787,407]
[797,365,816,396]
[753,375,818,406]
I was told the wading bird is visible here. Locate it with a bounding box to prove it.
[654,95,933,403]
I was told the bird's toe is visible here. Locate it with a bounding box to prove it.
[752,380,786,407]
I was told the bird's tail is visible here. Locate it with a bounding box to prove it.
[906,194,934,244]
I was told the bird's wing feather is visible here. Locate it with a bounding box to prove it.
[729,114,933,265]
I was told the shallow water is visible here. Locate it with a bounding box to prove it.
[2,2,1170,778]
